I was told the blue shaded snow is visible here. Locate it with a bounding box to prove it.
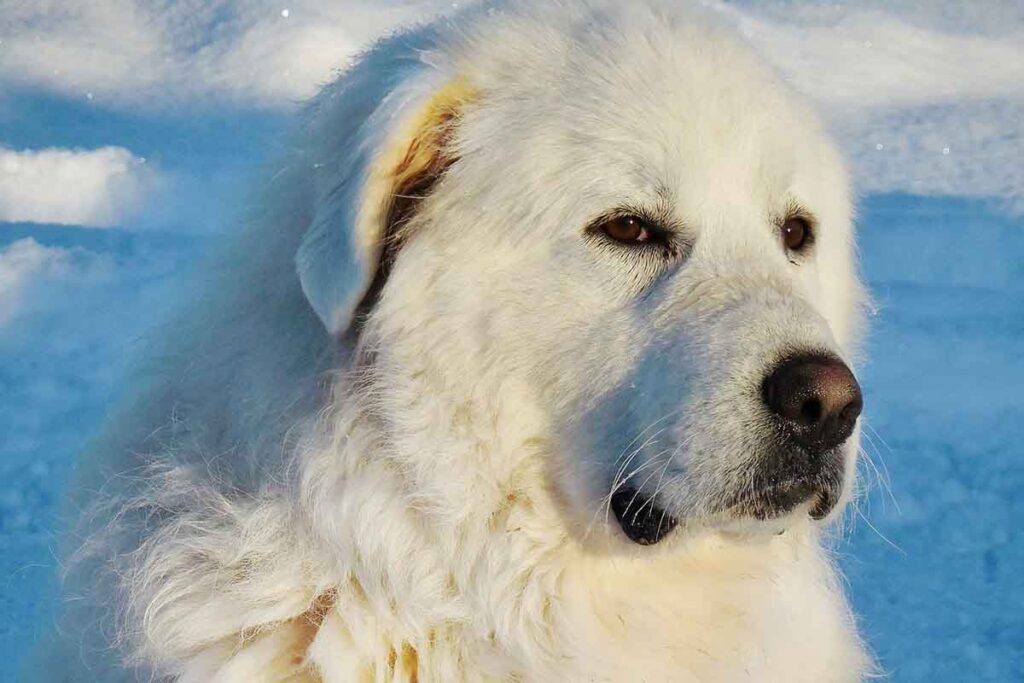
[1,194,1022,681]
[845,195,1024,681]
[0,225,204,679]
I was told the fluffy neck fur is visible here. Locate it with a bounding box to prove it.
[159,333,868,682]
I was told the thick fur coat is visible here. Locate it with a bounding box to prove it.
[47,1,873,680]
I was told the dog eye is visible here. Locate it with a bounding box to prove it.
[599,215,654,244]
[780,216,811,252]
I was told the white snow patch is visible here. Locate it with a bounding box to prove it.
[0,146,161,227]
[833,97,1024,200]
[710,3,1024,109]
[0,0,458,106]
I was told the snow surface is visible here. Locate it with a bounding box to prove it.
[0,146,158,226]
[1,1,1022,681]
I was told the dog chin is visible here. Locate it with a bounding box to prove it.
[709,486,846,541]
[712,502,819,540]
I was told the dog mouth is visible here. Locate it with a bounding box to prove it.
[610,476,840,545]
[729,476,840,521]
[610,487,678,545]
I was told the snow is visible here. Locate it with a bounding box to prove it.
[0,226,202,678]
[0,146,160,226]
[848,195,1024,681]
[0,1,459,106]
[1,2,1021,681]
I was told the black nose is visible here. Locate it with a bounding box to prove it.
[762,353,863,455]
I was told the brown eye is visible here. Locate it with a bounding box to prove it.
[781,216,811,252]
[601,215,651,244]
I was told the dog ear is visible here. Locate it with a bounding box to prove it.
[296,65,475,337]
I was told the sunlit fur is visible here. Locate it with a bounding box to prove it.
[47,1,874,681]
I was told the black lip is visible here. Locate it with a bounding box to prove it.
[731,476,841,521]
[610,487,678,545]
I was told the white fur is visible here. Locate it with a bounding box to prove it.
[49,1,874,681]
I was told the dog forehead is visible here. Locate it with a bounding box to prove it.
[454,1,829,218]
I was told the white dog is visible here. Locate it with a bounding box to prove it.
[49,1,873,680]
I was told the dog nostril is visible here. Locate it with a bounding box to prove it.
[799,397,823,426]
[839,394,863,425]
[762,353,863,453]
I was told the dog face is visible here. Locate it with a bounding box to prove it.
[299,1,864,546]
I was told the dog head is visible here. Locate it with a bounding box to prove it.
[296,1,865,547]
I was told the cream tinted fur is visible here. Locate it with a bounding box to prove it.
[50,1,872,681]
